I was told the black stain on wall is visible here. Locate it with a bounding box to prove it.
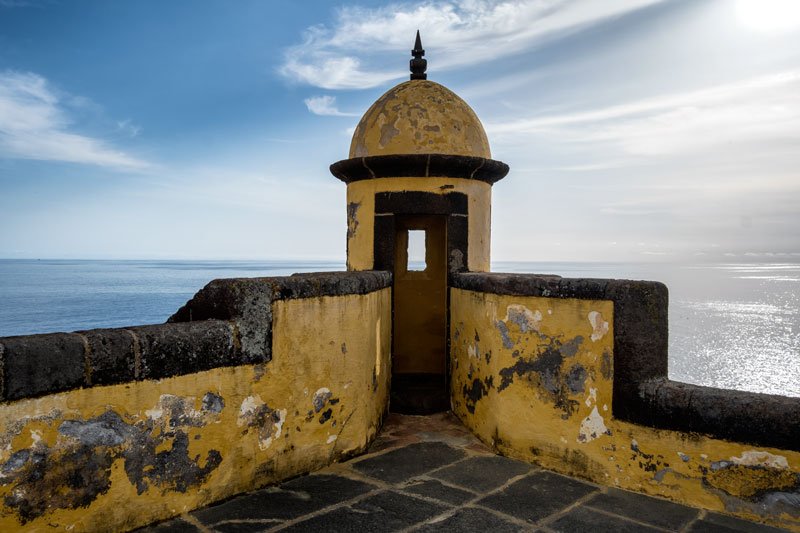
[600,350,612,380]
[346,202,361,239]
[462,376,495,414]
[496,335,585,419]
[0,400,226,523]
[566,364,587,394]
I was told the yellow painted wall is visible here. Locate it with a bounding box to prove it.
[346,177,491,272]
[0,289,391,532]
[450,288,800,531]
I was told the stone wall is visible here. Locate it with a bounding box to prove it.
[450,272,800,531]
[0,271,392,531]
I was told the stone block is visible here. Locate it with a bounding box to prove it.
[550,506,661,532]
[0,332,86,401]
[416,507,522,532]
[133,321,234,380]
[403,479,475,505]
[430,455,531,492]
[80,328,136,386]
[585,488,698,530]
[477,471,597,523]
[351,441,466,484]
[191,474,376,524]
[281,491,447,532]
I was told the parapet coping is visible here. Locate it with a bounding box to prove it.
[330,154,509,184]
[451,272,800,452]
[0,271,392,404]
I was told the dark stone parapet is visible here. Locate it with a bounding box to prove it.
[0,333,87,401]
[0,271,391,404]
[0,321,234,402]
[639,378,800,452]
[330,154,509,184]
[452,272,800,452]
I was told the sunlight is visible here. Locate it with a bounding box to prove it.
[735,0,800,32]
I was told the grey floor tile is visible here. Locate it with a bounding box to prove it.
[430,455,532,492]
[476,471,597,523]
[190,474,376,524]
[550,506,662,532]
[135,518,201,532]
[351,441,467,484]
[282,490,448,532]
[404,479,476,505]
[690,513,790,533]
[585,487,698,530]
[416,507,526,532]
[213,522,279,533]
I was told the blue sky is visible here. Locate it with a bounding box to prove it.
[1,0,798,261]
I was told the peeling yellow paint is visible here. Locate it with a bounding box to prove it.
[450,288,800,531]
[0,289,391,532]
[349,80,491,158]
[587,310,609,341]
[346,177,491,272]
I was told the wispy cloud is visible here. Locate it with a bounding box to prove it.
[0,70,149,170]
[304,95,359,116]
[281,0,662,89]
[116,119,141,138]
[487,70,800,157]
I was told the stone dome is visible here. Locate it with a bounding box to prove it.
[348,79,491,159]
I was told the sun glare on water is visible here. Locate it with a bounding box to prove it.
[735,0,800,32]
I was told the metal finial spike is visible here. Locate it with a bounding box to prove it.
[410,30,427,80]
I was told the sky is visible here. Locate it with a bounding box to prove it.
[0,0,798,262]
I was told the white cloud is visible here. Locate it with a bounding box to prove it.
[281,0,663,89]
[0,70,149,170]
[304,95,359,116]
[487,70,800,157]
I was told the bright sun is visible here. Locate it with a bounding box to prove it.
[735,0,800,32]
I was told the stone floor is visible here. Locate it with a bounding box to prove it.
[143,413,789,532]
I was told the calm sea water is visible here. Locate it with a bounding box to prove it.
[0,259,797,398]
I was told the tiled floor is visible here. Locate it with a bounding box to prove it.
[142,413,789,532]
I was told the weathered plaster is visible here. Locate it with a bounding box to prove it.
[346,177,491,272]
[450,288,800,531]
[349,80,491,159]
[0,289,391,531]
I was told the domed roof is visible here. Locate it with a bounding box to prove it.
[348,79,491,159]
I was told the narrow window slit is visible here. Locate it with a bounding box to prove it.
[407,230,427,271]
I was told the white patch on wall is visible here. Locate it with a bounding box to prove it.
[239,395,287,451]
[144,405,164,420]
[578,407,609,443]
[504,304,543,333]
[263,409,287,450]
[468,340,480,359]
[730,450,789,470]
[584,387,597,407]
[588,311,609,341]
[145,394,209,427]
[237,395,263,427]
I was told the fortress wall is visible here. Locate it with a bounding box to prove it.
[0,271,391,532]
[449,272,800,531]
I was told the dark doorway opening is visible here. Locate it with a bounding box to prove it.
[390,215,449,414]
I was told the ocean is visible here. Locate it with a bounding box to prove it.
[0,259,797,398]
